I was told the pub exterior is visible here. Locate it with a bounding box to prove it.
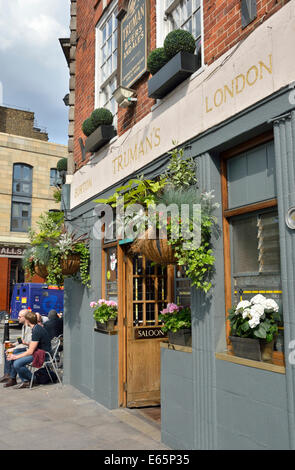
[61,0,295,449]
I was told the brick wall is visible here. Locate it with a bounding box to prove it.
[203,0,289,65]
[0,106,48,141]
[73,0,288,170]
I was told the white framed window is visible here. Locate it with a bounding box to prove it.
[157,0,203,65]
[95,2,118,120]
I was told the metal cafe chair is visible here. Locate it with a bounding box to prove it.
[29,337,63,389]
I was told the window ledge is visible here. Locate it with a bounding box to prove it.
[150,64,207,113]
[94,328,118,336]
[161,341,192,354]
[216,352,286,374]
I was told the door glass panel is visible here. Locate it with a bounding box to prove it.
[132,255,168,327]
[105,246,118,302]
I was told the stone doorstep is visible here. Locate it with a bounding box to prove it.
[111,408,164,445]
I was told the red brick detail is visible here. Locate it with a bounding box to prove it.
[73,0,288,171]
[203,0,289,65]
[0,258,10,311]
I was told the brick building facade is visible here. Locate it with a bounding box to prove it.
[62,0,295,450]
[0,107,67,312]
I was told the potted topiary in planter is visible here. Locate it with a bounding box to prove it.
[159,303,192,347]
[57,158,68,184]
[148,29,201,99]
[228,295,281,362]
[83,108,116,153]
[91,299,118,331]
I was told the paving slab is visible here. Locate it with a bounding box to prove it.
[0,379,167,450]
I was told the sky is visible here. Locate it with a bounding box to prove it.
[0,0,70,145]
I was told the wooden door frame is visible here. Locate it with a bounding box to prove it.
[118,251,175,408]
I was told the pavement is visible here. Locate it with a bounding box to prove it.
[0,324,167,451]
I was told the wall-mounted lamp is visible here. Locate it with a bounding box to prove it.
[113,86,137,108]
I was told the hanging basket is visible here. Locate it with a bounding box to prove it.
[132,228,177,265]
[34,264,48,279]
[61,254,80,275]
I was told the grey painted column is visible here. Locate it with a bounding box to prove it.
[273,111,295,449]
[191,152,225,449]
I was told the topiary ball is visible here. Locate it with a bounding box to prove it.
[147,47,168,75]
[82,118,96,137]
[164,29,196,60]
[91,108,113,128]
[57,158,68,172]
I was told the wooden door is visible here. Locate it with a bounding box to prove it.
[125,253,172,408]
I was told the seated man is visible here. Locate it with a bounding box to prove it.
[44,309,63,340]
[7,311,51,389]
[1,309,32,386]
[36,313,43,327]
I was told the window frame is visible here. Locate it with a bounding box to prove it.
[10,199,32,233]
[156,0,204,68]
[95,0,118,120]
[12,163,33,197]
[221,131,284,366]
[50,168,59,187]
[11,163,32,233]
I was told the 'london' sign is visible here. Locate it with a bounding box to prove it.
[135,327,167,340]
[121,0,148,88]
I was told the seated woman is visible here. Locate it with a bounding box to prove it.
[6,311,51,389]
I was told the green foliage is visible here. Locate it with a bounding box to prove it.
[164,29,196,60]
[165,146,197,189]
[95,176,167,209]
[57,158,68,172]
[159,306,191,333]
[53,188,62,203]
[91,108,113,128]
[82,117,96,137]
[147,47,168,75]
[22,211,90,288]
[91,301,118,324]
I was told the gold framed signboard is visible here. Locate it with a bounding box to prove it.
[121,0,148,88]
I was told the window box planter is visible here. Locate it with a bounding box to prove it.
[96,319,116,332]
[230,336,275,362]
[84,125,116,154]
[148,51,201,100]
[168,329,192,347]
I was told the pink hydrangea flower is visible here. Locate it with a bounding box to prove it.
[90,302,97,308]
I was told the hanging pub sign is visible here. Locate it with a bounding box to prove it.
[134,327,167,340]
[120,0,148,88]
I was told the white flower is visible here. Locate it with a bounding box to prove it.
[264,298,279,312]
[236,300,251,311]
[250,304,265,318]
[249,315,261,329]
[251,294,267,306]
[242,308,252,319]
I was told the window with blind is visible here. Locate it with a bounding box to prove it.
[222,138,284,359]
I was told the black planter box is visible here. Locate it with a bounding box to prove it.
[230,336,261,361]
[168,329,192,347]
[148,51,201,100]
[96,319,116,332]
[85,125,116,153]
